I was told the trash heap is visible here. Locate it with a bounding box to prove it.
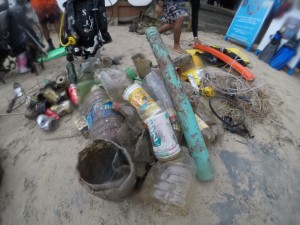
[72,27,232,216]
[23,27,272,216]
[76,66,197,215]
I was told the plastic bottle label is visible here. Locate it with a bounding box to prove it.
[86,101,120,128]
[147,120,162,147]
[145,112,180,160]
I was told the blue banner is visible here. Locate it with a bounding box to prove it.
[225,0,275,50]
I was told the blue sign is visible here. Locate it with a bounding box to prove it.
[225,0,275,51]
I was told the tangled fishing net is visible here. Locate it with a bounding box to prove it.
[203,71,274,120]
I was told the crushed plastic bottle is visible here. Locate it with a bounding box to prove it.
[139,147,196,216]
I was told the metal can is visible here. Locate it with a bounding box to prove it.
[56,73,68,88]
[50,100,73,116]
[37,115,59,131]
[36,101,51,115]
[67,84,79,106]
[74,116,89,138]
[43,88,60,104]
[45,108,60,120]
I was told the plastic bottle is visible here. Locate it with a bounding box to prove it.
[76,80,102,103]
[80,85,110,116]
[80,85,136,150]
[113,102,144,139]
[95,69,133,103]
[125,67,140,81]
[142,70,177,120]
[142,72,183,144]
[139,147,196,216]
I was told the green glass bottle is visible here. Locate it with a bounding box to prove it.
[66,62,77,84]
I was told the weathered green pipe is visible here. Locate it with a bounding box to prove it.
[146,27,214,181]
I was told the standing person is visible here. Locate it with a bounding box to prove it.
[155,0,189,54]
[31,0,62,52]
[190,0,201,44]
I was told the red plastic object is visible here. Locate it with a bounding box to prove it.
[67,84,79,106]
[45,109,60,120]
[193,43,256,81]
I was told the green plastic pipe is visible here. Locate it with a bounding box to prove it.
[146,27,214,181]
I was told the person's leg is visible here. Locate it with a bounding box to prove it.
[191,0,201,43]
[53,19,60,36]
[173,16,185,53]
[40,23,51,41]
[40,22,55,51]
[158,22,175,34]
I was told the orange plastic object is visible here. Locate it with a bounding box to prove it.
[193,43,255,81]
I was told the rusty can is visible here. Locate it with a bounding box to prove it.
[74,116,89,138]
[45,108,60,120]
[43,88,60,104]
[50,100,73,116]
[36,92,46,102]
[56,73,68,88]
[67,84,79,106]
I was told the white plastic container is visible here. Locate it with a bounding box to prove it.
[144,111,180,161]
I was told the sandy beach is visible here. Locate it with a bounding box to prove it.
[0,25,300,225]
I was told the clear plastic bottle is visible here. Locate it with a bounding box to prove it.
[142,70,177,120]
[95,69,133,103]
[139,147,196,216]
[80,85,110,117]
[113,102,144,139]
[80,85,136,151]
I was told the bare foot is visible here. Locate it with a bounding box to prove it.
[194,38,202,44]
[172,45,185,54]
